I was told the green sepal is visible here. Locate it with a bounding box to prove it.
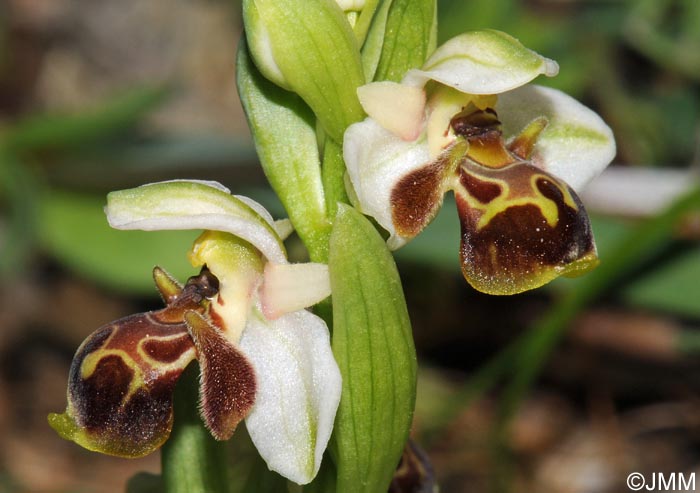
[236,41,331,262]
[329,204,417,493]
[370,0,437,82]
[242,0,365,142]
[351,0,381,45]
[360,0,393,81]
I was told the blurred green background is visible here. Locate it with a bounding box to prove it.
[0,0,698,492]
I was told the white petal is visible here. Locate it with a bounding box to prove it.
[260,263,331,319]
[403,30,558,94]
[343,118,431,249]
[357,82,426,141]
[497,85,616,191]
[106,180,287,264]
[241,309,341,485]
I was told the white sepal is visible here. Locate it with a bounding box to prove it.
[497,85,616,191]
[106,180,288,264]
[343,118,430,249]
[241,309,342,485]
[403,30,558,94]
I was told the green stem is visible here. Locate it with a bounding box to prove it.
[321,139,350,221]
[162,363,231,493]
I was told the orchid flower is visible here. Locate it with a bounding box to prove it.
[344,30,616,295]
[49,180,341,485]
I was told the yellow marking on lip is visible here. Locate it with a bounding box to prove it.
[136,333,196,374]
[457,164,581,232]
[80,348,146,407]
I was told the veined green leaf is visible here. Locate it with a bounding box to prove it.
[373,0,437,82]
[329,204,417,493]
[243,0,365,143]
[237,42,331,262]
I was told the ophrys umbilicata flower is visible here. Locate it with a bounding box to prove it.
[344,30,616,295]
[49,180,340,485]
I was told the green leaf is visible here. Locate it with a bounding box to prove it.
[329,204,417,493]
[0,86,169,154]
[0,151,39,276]
[373,0,437,82]
[237,42,331,262]
[243,0,365,142]
[37,190,197,294]
[622,246,700,318]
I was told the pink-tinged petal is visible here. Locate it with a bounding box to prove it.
[497,85,616,191]
[357,82,426,141]
[260,263,331,319]
[403,30,558,94]
[241,309,341,484]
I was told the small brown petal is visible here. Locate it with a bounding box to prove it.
[391,141,467,238]
[184,311,256,440]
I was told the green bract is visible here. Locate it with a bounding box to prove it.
[237,43,331,262]
[329,204,417,493]
[242,0,365,143]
